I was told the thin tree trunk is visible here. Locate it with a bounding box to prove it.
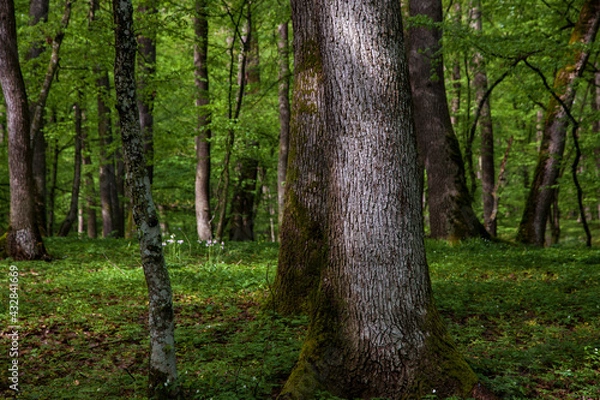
[268,0,327,315]
[277,21,290,229]
[230,3,260,241]
[82,130,97,238]
[194,0,212,241]
[215,2,251,240]
[470,0,496,236]
[137,0,157,183]
[97,69,123,238]
[112,0,179,397]
[408,0,489,241]
[449,2,462,129]
[278,1,486,398]
[46,138,58,235]
[57,101,83,237]
[27,0,50,236]
[0,0,49,260]
[517,0,600,245]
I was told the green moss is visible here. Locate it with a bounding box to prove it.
[421,301,479,398]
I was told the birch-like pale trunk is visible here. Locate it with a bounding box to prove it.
[112,0,178,397]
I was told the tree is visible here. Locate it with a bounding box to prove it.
[193,0,212,241]
[276,20,290,228]
[137,0,157,183]
[269,0,326,315]
[112,0,178,397]
[277,0,488,398]
[470,0,496,237]
[407,0,489,241]
[229,1,260,241]
[517,0,600,246]
[0,0,49,260]
[57,100,83,237]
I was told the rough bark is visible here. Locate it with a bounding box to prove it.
[193,0,212,241]
[97,69,123,238]
[268,0,327,316]
[57,102,83,237]
[278,1,484,398]
[277,21,290,229]
[0,0,49,260]
[470,0,496,237]
[112,0,179,397]
[517,0,600,246]
[408,0,489,241]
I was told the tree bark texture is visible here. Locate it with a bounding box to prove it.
[269,0,327,316]
[112,0,179,397]
[277,21,290,229]
[97,69,123,238]
[0,0,49,260]
[517,0,600,246]
[194,0,212,241]
[278,1,481,398]
[470,0,496,237]
[408,0,489,241]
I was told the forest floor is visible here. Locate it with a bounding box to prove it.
[0,235,599,399]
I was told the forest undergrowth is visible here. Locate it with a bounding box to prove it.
[0,233,599,399]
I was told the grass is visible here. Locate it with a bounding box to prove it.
[0,236,599,399]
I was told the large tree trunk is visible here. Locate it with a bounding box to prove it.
[97,69,123,238]
[0,0,49,260]
[268,0,327,316]
[470,0,496,237]
[193,0,212,241]
[408,0,489,242]
[517,0,600,246]
[278,1,485,398]
[57,101,83,237]
[112,0,179,397]
[277,21,290,229]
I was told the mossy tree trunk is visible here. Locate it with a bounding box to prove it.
[112,0,179,397]
[278,1,487,398]
[0,0,49,260]
[407,0,489,242]
[517,0,600,246]
[269,0,327,316]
